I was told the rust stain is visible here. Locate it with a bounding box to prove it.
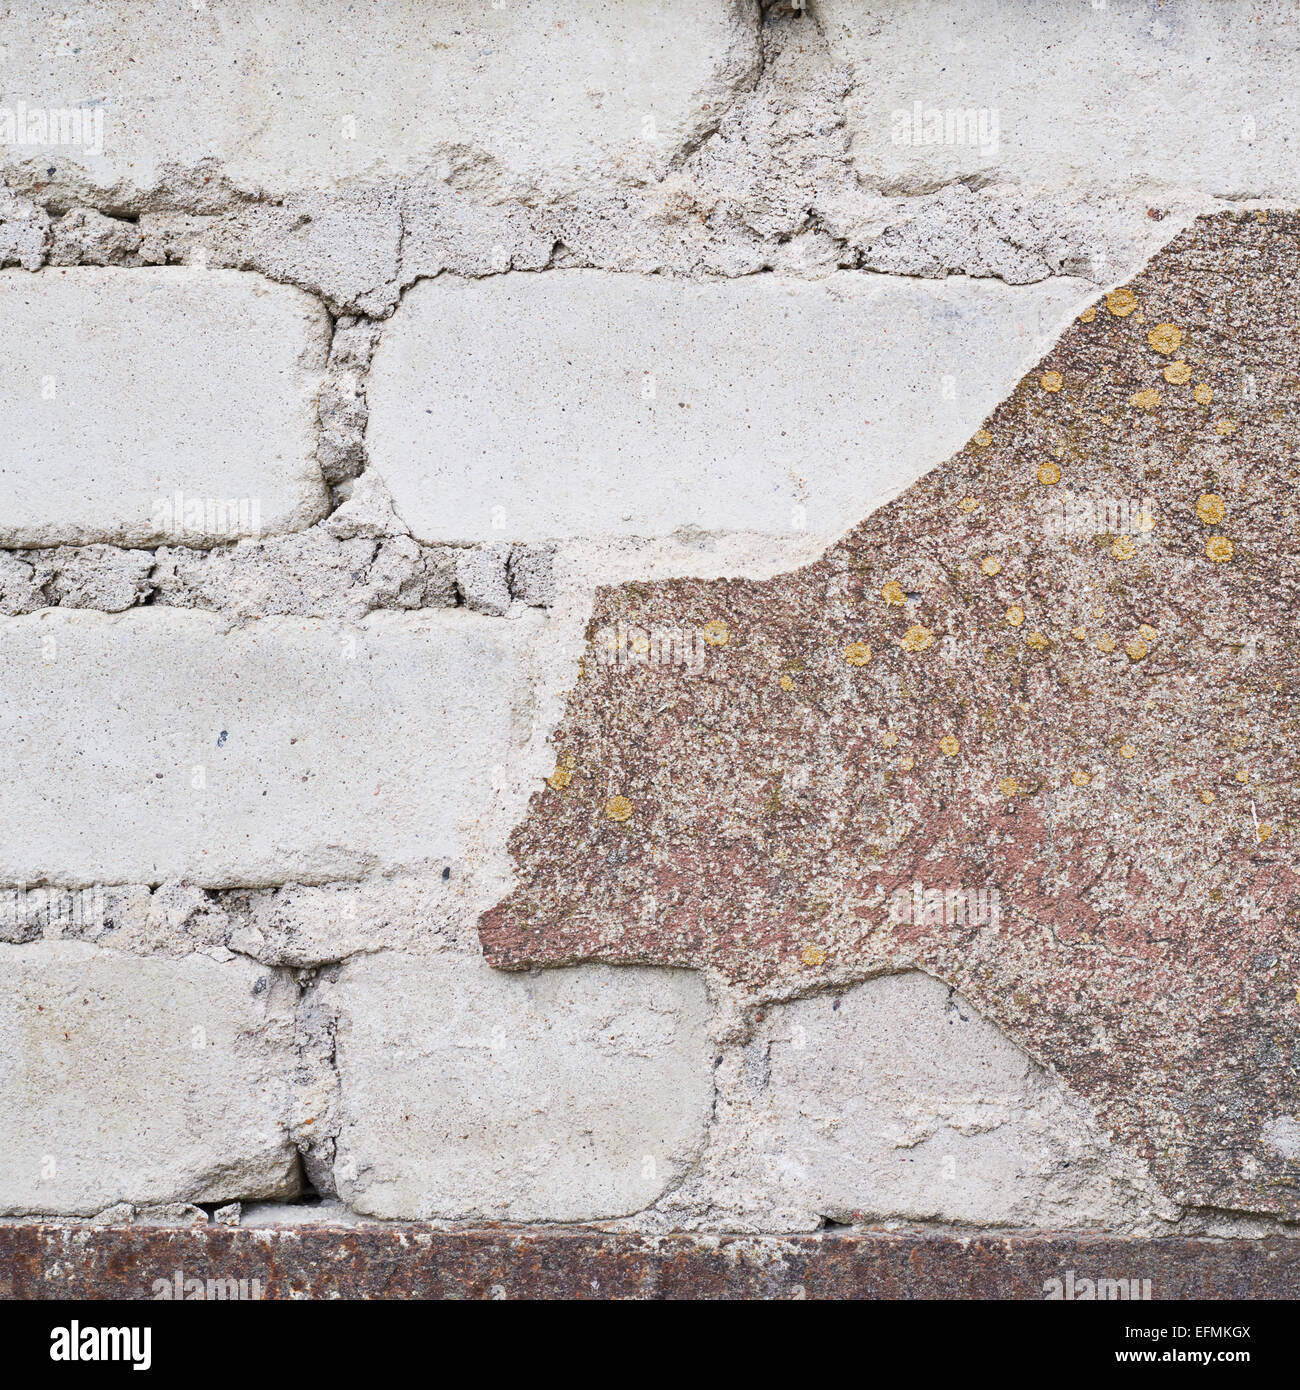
[480,212,1300,1218]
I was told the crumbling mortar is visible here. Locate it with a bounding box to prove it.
[287,964,343,1199]
[6,181,1254,347]
[661,0,772,175]
[7,12,1238,314]
[0,530,559,618]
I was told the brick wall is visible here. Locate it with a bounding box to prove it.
[0,0,1292,1241]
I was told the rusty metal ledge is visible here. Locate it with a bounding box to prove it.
[1,1225,1297,1300]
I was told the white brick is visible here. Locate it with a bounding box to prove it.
[0,269,328,547]
[365,270,1088,543]
[330,951,713,1221]
[0,608,538,887]
[817,0,1300,198]
[0,942,296,1215]
[0,0,758,201]
[687,973,1155,1230]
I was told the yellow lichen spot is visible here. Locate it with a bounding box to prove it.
[1235,769,1249,784]
[1005,605,1025,627]
[939,735,960,756]
[1138,623,1158,643]
[629,633,650,655]
[1206,535,1235,563]
[1130,388,1160,411]
[1214,418,1237,436]
[1111,536,1138,561]
[1146,323,1183,355]
[1025,631,1050,651]
[1163,360,1192,385]
[1071,770,1092,787]
[801,944,827,967]
[843,642,872,667]
[1136,511,1156,533]
[702,619,730,646]
[1201,790,1215,805]
[1071,626,1087,641]
[779,675,794,692]
[1096,636,1117,653]
[1258,824,1274,843]
[898,755,916,772]
[972,428,993,448]
[1106,287,1138,317]
[997,776,1019,797]
[1195,493,1226,525]
[1120,744,1136,759]
[1040,370,1064,393]
[881,731,899,748]
[1037,462,1061,486]
[1079,305,1098,323]
[981,556,1002,576]
[605,795,634,822]
[1126,640,1148,662]
[901,624,935,653]
[958,495,979,513]
[548,766,573,791]
[881,580,906,606]
[1193,382,1213,405]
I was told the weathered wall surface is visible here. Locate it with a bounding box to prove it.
[0,0,1294,1242]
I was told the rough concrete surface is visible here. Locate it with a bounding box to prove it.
[0,0,760,204]
[818,0,1300,200]
[329,951,713,1221]
[0,942,298,1215]
[0,607,539,886]
[0,268,330,546]
[0,0,1296,1279]
[366,269,1090,543]
[658,971,1175,1232]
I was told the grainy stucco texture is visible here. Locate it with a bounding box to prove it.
[0,0,1295,1270]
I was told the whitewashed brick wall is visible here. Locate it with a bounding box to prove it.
[0,0,1284,1235]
